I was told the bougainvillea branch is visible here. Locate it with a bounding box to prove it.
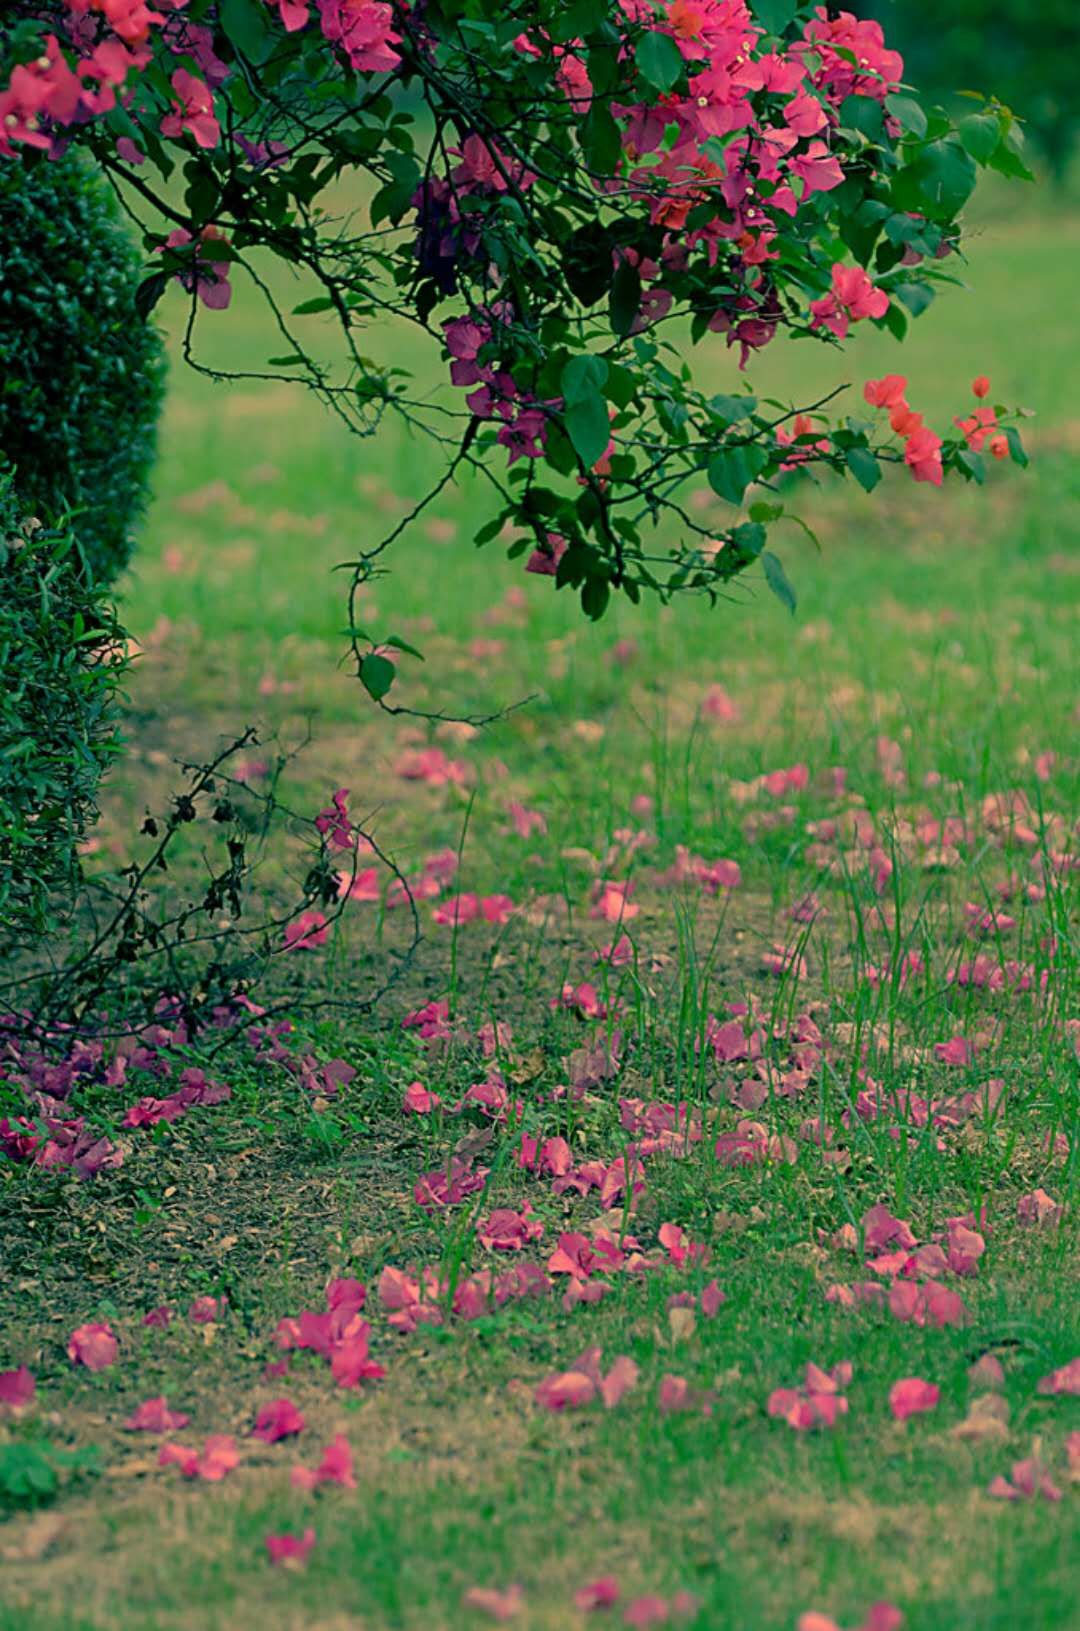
[0,0,1032,704]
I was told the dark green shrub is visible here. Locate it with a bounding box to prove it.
[0,471,128,940]
[0,152,165,585]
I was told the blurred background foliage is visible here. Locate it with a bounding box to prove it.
[856,1,1080,183]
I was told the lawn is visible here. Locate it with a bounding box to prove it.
[0,171,1077,1631]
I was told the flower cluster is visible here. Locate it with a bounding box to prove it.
[0,1,1030,666]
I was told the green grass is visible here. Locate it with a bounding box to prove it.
[0,178,1077,1631]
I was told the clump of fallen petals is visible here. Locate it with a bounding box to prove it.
[67,1322,119,1372]
[253,1397,305,1443]
[0,1366,35,1411]
[888,1377,940,1423]
[159,1434,238,1481]
[291,1434,356,1491]
[188,1295,225,1324]
[266,1527,316,1567]
[1016,1188,1062,1227]
[658,1374,715,1415]
[1035,1358,1080,1396]
[575,1576,620,1610]
[123,1397,191,1433]
[478,1206,544,1252]
[798,1605,902,1631]
[988,1452,1062,1503]
[534,1348,638,1412]
[623,1590,699,1626]
[462,1583,525,1620]
[768,1361,851,1430]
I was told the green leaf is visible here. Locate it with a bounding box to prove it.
[609,257,642,338]
[762,550,797,615]
[218,0,271,62]
[581,103,621,174]
[846,445,881,493]
[635,30,683,93]
[839,95,885,142]
[550,0,608,43]
[896,281,934,317]
[707,443,768,506]
[1003,426,1029,468]
[581,576,611,620]
[884,93,928,139]
[892,138,977,221]
[710,392,758,425]
[565,393,612,468]
[292,296,335,316]
[359,653,396,701]
[384,635,424,661]
[987,122,1035,183]
[266,355,305,368]
[957,111,1001,165]
[751,0,798,35]
[561,355,608,404]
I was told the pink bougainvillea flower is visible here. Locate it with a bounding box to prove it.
[188,1295,224,1324]
[252,1397,306,1443]
[658,1374,714,1416]
[1016,1188,1062,1227]
[315,787,353,850]
[266,1526,317,1568]
[972,375,991,398]
[863,374,907,410]
[599,1354,639,1409]
[160,68,220,149]
[575,1576,620,1611]
[700,1280,726,1318]
[338,864,381,902]
[403,1081,442,1114]
[282,909,330,951]
[67,1322,119,1372]
[799,1607,902,1631]
[479,1206,544,1253]
[988,1454,1062,1503]
[888,1279,967,1329]
[1036,1358,1080,1396]
[159,1434,238,1481]
[535,1369,597,1411]
[0,1366,35,1411]
[768,1361,851,1430]
[658,1222,709,1270]
[330,1325,386,1388]
[934,1035,973,1066]
[945,1217,986,1276]
[143,1305,173,1328]
[462,1583,525,1620]
[291,1433,356,1492]
[888,1377,940,1422]
[622,1595,678,1627]
[123,1396,191,1433]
